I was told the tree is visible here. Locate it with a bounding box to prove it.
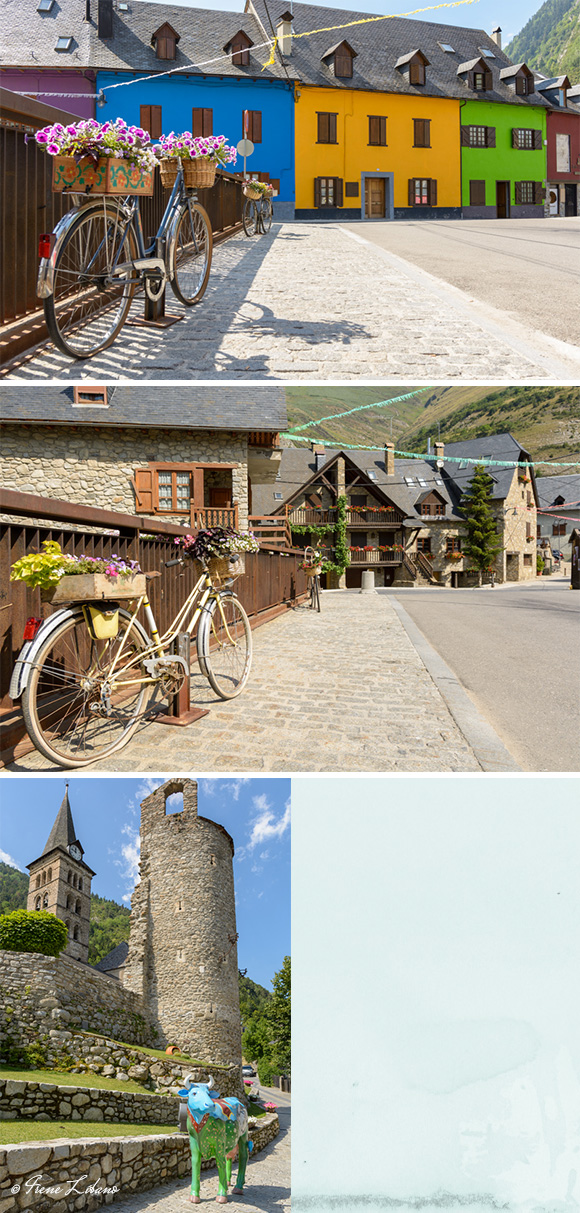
[0,909,68,957]
[460,465,503,586]
[265,956,291,1076]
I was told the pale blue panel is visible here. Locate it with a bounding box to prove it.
[292,776,580,1213]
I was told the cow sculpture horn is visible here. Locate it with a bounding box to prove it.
[207,1076,215,1090]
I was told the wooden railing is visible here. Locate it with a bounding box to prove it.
[349,550,404,565]
[411,551,439,582]
[248,432,281,449]
[0,490,307,750]
[249,515,292,549]
[345,509,399,525]
[289,508,337,525]
[191,506,239,530]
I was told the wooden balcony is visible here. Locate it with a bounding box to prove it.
[349,550,404,565]
[346,509,399,526]
[248,432,281,449]
[191,506,239,530]
[289,508,337,525]
[249,515,292,550]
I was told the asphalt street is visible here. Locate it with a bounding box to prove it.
[383,575,580,772]
[342,217,580,347]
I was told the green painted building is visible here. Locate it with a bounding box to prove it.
[460,63,548,217]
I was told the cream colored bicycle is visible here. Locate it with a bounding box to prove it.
[12,555,251,768]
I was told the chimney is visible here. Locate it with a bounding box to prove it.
[384,442,395,477]
[98,0,113,39]
[85,0,91,21]
[434,441,445,461]
[276,11,293,57]
[491,25,502,49]
[311,443,325,472]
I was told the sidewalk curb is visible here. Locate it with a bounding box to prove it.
[389,597,521,773]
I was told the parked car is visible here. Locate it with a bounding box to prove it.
[242,1064,256,1077]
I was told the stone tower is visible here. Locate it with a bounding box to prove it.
[124,779,242,1065]
[26,785,95,964]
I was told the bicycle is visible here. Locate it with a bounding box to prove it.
[242,194,273,238]
[302,547,322,613]
[37,163,212,359]
[10,555,251,768]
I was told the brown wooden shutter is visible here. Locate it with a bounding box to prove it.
[317,112,328,142]
[460,125,470,146]
[133,468,156,513]
[380,116,387,145]
[534,181,543,205]
[314,177,322,207]
[429,178,437,206]
[329,113,337,143]
[512,128,521,149]
[369,116,380,144]
[250,111,262,143]
[335,177,343,207]
[527,77,535,95]
[515,75,525,95]
[486,126,496,147]
[467,71,475,90]
[345,181,359,197]
[410,61,424,85]
[193,108,213,137]
[484,71,493,90]
[533,129,542,150]
[408,178,415,205]
[514,181,523,205]
[140,106,151,135]
[424,119,431,146]
[140,106,162,139]
[469,179,485,206]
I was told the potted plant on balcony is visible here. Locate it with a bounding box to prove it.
[36,117,159,196]
[155,133,237,190]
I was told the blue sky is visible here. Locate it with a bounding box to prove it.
[0,776,290,991]
[138,0,540,46]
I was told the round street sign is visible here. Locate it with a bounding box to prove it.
[237,138,254,157]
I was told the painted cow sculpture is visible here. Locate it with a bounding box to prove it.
[179,1076,250,1204]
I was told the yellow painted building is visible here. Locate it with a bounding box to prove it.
[294,85,462,219]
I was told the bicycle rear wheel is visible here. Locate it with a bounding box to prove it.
[261,199,273,233]
[22,607,152,768]
[170,201,212,305]
[242,199,257,237]
[44,202,138,358]
[197,593,252,699]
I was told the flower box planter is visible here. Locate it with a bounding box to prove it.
[42,572,148,604]
[52,155,154,196]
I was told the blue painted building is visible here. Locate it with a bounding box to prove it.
[92,0,295,215]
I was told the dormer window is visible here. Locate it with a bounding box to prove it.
[73,386,108,407]
[321,40,357,79]
[224,29,253,67]
[458,57,493,92]
[151,22,179,61]
[499,63,535,96]
[395,50,429,86]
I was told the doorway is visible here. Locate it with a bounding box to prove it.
[565,184,577,216]
[496,181,510,218]
[365,177,386,218]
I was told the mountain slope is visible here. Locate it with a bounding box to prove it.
[505,0,580,79]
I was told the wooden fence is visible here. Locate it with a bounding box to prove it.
[0,490,307,755]
[0,88,244,362]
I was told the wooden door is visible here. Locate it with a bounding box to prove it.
[365,178,386,218]
[209,487,231,507]
[496,181,510,218]
[565,184,577,216]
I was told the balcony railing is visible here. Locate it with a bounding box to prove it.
[346,509,399,526]
[349,550,404,565]
[248,515,292,550]
[191,506,239,530]
[289,508,337,525]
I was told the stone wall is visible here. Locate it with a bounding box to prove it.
[0,1078,178,1126]
[0,424,249,527]
[0,1114,279,1213]
[125,781,242,1067]
[0,951,156,1054]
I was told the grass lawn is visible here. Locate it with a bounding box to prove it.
[75,1033,229,1069]
[0,1066,174,1096]
[0,1121,179,1145]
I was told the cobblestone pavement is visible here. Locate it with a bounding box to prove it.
[11,593,481,773]
[99,1108,290,1213]
[6,222,569,381]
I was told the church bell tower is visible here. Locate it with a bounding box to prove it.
[26,784,95,964]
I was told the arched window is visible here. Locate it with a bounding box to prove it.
[73,925,80,941]
[35,896,42,911]
[65,919,70,933]
[43,893,49,908]
[73,874,77,889]
[75,900,81,915]
[47,867,52,881]
[66,894,71,909]
[67,871,72,884]
[42,870,46,885]
[36,875,41,889]
[78,878,83,892]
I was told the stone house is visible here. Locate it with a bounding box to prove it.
[252,431,538,587]
[0,385,285,529]
[535,474,580,561]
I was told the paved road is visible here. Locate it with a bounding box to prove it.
[98,1104,290,1213]
[5,221,579,382]
[343,217,580,347]
[9,592,484,773]
[385,575,580,772]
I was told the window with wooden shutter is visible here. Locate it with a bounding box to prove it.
[133,468,156,513]
[334,50,353,77]
[317,112,337,143]
[533,181,543,205]
[413,118,430,147]
[335,177,343,206]
[486,127,496,147]
[245,111,262,143]
[470,70,491,91]
[231,35,251,66]
[153,23,179,60]
[192,108,213,137]
[409,60,426,85]
[368,116,387,146]
[428,178,437,206]
[140,105,162,140]
[516,181,536,205]
[315,177,342,207]
[469,179,486,206]
[417,537,431,553]
[446,537,461,552]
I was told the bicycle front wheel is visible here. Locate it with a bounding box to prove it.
[170,201,212,305]
[197,593,252,700]
[22,607,152,768]
[44,202,138,358]
[261,199,273,233]
[242,199,257,237]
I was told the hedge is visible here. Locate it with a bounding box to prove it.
[0,909,69,957]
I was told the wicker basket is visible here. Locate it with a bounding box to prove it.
[304,565,323,577]
[160,158,217,190]
[195,554,245,583]
[243,183,264,201]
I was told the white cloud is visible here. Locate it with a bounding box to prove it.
[0,849,24,871]
[248,796,291,851]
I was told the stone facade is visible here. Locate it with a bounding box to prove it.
[0,1115,279,1213]
[0,425,249,527]
[0,1078,178,1126]
[27,854,92,968]
[125,781,242,1066]
[0,951,156,1054]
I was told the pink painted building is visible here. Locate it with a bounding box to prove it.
[0,70,95,119]
[2,0,95,119]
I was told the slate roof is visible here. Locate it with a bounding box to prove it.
[41,788,79,856]
[0,386,287,432]
[2,0,93,70]
[252,431,535,520]
[535,474,580,509]
[247,0,552,107]
[93,940,129,973]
